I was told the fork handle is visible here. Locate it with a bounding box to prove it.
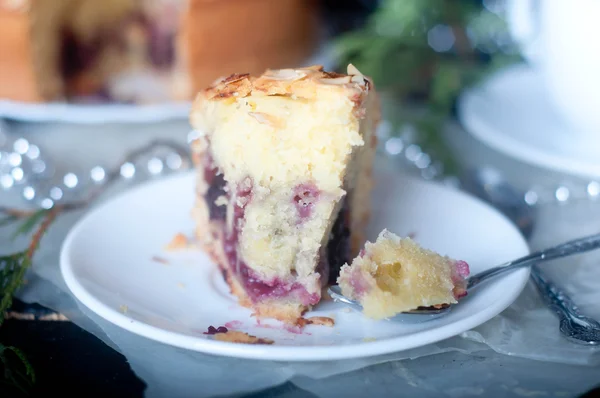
[467,232,600,289]
[530,265,581,318]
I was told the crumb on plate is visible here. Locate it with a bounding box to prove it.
[164,232,190,251]
[151,256,170,265]
[298,316,335,327]
[119,305,128,314]
[4,312,35,321]
[204,325,228,335]
[214,330,274,345]
[38,313,69,321]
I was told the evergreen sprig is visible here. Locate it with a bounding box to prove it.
[334,0,522,173]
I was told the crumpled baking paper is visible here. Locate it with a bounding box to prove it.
[2,143,599,398]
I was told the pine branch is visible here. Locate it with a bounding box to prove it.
[0,344,36,396]
[0,139,192,394]
[334,0,521,167]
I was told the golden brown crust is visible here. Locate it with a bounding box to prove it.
[197,64,372,104]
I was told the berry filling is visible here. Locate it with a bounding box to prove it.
[451,260,470,299]
[203,158,325,306]
[293,183,320,220]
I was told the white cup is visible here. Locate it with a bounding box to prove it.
[506,0,600,143]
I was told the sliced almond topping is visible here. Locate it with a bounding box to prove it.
[347,63,363,76]
[264,68,307,81]
[211,75,226,86]
[248,112,285,128]
[220,73,250,86]
[351,74,367,84]
[319,76,352,85]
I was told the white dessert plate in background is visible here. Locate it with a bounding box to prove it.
[458,63,600,179]
[0,100,192,124]
[60,169,530,361]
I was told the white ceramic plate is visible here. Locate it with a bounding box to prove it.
[458,64,600,179]
[60,169,530,361]
[0,100,192,124]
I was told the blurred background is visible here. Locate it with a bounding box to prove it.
[3,0,598,210]
[2,0,600,396]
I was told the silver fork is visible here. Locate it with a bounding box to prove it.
[463,168,600,346]
[530,265,600,346]
[329,231,600,340]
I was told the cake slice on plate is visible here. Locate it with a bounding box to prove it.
[337,229,470,320]
[189,64,379,324]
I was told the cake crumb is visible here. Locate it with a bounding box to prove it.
[119,305,128,314]
[151,255,169,265]
[164,232,189,251]
[363,337,377,342]
[39,313,69,321]
[204,325,228,335]
[3,312,35,321]
[214,330,274,345]
[177,282,186,289]
[299,316,335,327]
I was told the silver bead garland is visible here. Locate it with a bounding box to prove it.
[0,123,192,209]
[378,121,600,207]
[2,120,600,209]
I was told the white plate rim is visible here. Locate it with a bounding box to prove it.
[60,172,530,362]
[458,64,600,179]
[0,100,192,124]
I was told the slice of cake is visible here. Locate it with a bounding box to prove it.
[189,64,379,324]
[337,229,470,320]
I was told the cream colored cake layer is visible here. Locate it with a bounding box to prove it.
[190,65,369,193]
[338,230,468,320]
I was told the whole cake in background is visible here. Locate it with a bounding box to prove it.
[0,0,319,103]
[189,64,379,324]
